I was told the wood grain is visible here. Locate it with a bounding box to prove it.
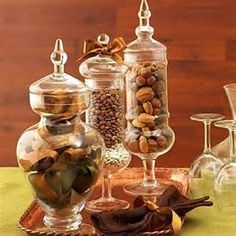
[0,0,235,167]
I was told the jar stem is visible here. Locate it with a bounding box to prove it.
[203,120,212,154]
[102,175,112,200]
[142,159,157,187]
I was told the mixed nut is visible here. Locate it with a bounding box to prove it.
[125,62,173,154]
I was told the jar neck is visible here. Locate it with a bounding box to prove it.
[39,115,80,126]
[135,26,154,41]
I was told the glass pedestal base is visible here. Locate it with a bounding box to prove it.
[85,197,130,213]
[123,181,168,197]
[44,214,95,234]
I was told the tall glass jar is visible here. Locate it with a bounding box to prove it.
[16,39,104,233]
[123,0,175,196]
[79,34,131,212]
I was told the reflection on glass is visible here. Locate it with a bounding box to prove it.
[215,120,236,214]
[189,113,224,199]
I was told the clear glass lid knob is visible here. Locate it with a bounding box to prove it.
[50,39,68,75]
[97,33,110,46]
[136,0,154,34]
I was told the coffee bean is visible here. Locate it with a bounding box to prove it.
[88,88,124,148]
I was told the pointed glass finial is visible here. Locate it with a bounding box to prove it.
[136,0,154,36]
[50,39,68,75]
[139,0,151,26]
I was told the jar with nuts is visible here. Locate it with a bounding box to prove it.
[79,34,131,212]
[123,0,175,196]
[16,40,104,233]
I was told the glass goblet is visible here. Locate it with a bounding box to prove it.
[214,120,236,214]
[189,113,224,199]
[85,144,131,212]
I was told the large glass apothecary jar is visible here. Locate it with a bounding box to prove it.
[16,39,104,233]
[124,0,175,196]
[79,34,131,212]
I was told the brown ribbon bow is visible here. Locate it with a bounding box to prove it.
[77,37,126,64]
[143,198,182,236]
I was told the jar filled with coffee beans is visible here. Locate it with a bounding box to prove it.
[123,0,175,196]
[79,34,131,212]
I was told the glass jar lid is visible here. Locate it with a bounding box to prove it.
[29,39,89,116]
[124,0,167,63]
[79,34,128,79]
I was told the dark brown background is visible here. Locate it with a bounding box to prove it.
[0,0,235,167]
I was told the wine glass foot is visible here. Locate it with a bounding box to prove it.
[85,197,130,212]
[123,182,168,197]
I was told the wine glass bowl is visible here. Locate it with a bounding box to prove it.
[189,113,224,199]
[214,120,236,214]
[85,144,131,212]
[125,125,175,158]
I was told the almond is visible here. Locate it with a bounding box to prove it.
[143,102,153,115]
[138,113,155,124]
[139,136,149,153]
[132,118,146,128]
[142,127,150,133]
[136,87,155,103]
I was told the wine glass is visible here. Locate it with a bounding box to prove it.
[189,113,224,199]
[214,120,236,214]
[85,144,131,212]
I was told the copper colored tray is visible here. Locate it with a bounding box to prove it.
[18,168,189,235]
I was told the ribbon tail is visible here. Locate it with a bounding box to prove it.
[112,53,124,64]
[109,37,127,54]
[83,39,102,53]
[171,210,182,236]
[77,51,99,62]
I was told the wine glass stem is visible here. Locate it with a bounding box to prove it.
[229,128,236,162]
[142,159,157,187]
[204,121,212,154]
[102,175,112,200]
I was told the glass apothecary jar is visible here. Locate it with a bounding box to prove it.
[16,39,104,233]
[79,34,131,212]
[124,0,175,196]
